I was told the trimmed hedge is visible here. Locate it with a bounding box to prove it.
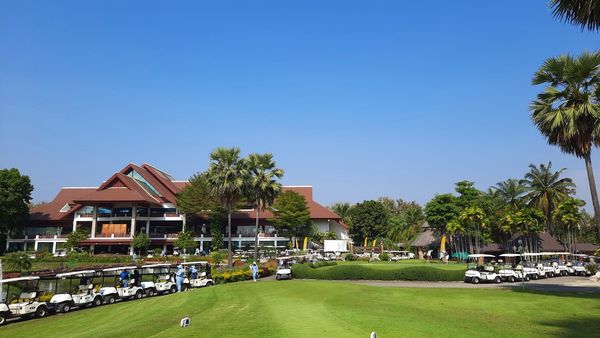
[213,267,275,284]
[292,263,464,281]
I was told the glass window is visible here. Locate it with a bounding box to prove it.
[136,207,148,216]
[125,169,162,197]
[59,204,71,213]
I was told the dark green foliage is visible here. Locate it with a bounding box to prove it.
[379,253,390,261]
[292,263,464,281]
[347,200,389,244]
[4,251,33,272]
[425,194,459,231]
[550,0,600,31]
[0,169,33,240]
[269,191,312,237]
[309,261,337,269]
[174,231,197,253]
[65,228,89,250]
[131,233,151,254]
[176,173,219,215]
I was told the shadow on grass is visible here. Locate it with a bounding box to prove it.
[536,315,600,338]
[506,285,600,298]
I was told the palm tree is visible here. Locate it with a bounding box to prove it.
[330,202,352,223]
[530,51,600,236]
[206,147,250,268]
[550,0,600,31]
[521,163,575,234]
[493,178,528,210]
[246,153,284,260]
[552,198,586,252]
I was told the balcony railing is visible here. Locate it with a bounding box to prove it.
[95,233,131,238]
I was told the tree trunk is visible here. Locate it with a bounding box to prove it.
[254,208,260,261]
[227,211,232,268]
[583,153,600,239]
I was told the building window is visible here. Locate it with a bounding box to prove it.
[125,169,162,197]
[59,204,71,213]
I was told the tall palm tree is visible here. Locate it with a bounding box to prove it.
[530,51,600,237]
[246,153,284,260]
[550,0,600,31]
[206,147,250,268]
[521,163,575,234]
[493,178,528,210]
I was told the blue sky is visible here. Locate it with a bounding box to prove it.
[1,1,599,208]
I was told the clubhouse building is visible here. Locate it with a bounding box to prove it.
[7,163,348,254]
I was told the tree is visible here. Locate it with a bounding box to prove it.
[269,191,312,238]
[550,0,600,31]
[206,147,250,268]
[245,153,284,260]
[329,202,352,223]
[493,178,528,210]
[347,200,389,245]
[530,51,600,237]
[0,169,33,253]
[425,194,459,232]
[501,207,546,253]
[176,173,219,215]
[553,198,586,252]
[521,163,575,233]
[131,233,151,255]
[174,231,197,254]
[4,251,32,272]
[65,228,89,251]
[458,206,487,253]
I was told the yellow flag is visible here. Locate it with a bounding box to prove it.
[440,235,447,253]
[295,238,299,249]
[364,237,368,247]
[303,237,308,251]
[372,239,377,247]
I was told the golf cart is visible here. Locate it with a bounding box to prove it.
[521,253,546,279]
[464,254,502,284]
[140,264,177,295]
[570,254,592,276]
[388,251,415,261]
[0,276,49,326]
[98,266,145,303]
[546,252,570,276]
[498,253,529,282]
[48,270,103,313]
[177,262,214,289]
[276,256,293,280]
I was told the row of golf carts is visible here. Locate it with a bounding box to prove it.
[464,253,595,284]
[0,261,213,326]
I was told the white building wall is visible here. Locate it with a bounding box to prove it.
[313,220,330,233]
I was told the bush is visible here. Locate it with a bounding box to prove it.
[344,254,357,261]
[379,253,390,261]
[587,263,598,275]
[4,251,33,272]
[212,266,275,284]
[309,261,337,269]
[292,263,463,281]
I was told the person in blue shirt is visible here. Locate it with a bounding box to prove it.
[120,269,129,288]
[190,265,198,279]
[175,265,185,292]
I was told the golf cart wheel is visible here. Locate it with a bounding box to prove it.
[533,274,539,280]
[562,271,567,276]
[135,290,143,299]
[0,313,7,326]
[107,296,116,304]
[182,285,188,292]
[276,275,281,280]
[170,285,177,294]
[206,281,214,287]
[93,297,103,307]
[58,302,71,313]
[494,277,502,284]
[147,289,156,297]
[472,277,480,284]
[35,306,48,318]
[548,272,554,278]
[524,275,530,282]
[508,276,515,283]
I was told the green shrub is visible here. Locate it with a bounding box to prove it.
[379,253,390,261]
[344,254,356,261]
[309,261,337,269]
[292,263,463,281]
[587,263,598,275]
[212,266,275,284]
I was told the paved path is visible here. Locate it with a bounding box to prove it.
[341,276,600,293]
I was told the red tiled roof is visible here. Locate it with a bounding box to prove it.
[75,173,162,205]
[30,188,96,221]
[118,163,178,204]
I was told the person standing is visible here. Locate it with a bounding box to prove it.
[132,269,141,287]
[251,262,259,282]
[175,264,185,292]
[190,265,198,279]
[120,269,130,288]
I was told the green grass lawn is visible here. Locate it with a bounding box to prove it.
[2,280,599,337]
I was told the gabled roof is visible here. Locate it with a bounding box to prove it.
[30,188,96,221]
[74,173,162,205]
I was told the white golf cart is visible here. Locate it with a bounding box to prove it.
[140,264,177,295]
[0,276,49,326]
[98,266,145,303]
[178,262,214,289]
[570,254,592,276]
[464,254,502,284]
[521,253,546,279]
[388,251,415,261]
[276,256,293,280]
[48,270,104,313]
[498,253,529,282]
[537,252,562,278]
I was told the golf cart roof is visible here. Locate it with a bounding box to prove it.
[179,261,208,266]
[468,254,495,258]
[102,266,137,272]
[522,253,541,257]
[141,264,171,268]
[572,254,589,257]
[499,253,520,257]
[56,270,96,278]
[1,276,40,283]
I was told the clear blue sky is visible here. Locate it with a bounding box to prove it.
[1,1,599,208]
